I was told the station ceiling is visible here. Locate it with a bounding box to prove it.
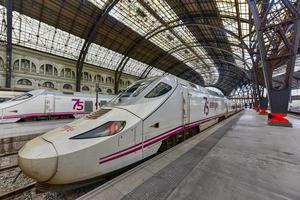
[0,0,257,95]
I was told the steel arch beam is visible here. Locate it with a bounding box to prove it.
[115,19,254,94]
[75,0,120,92]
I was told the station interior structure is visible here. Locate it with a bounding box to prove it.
[0,0,300,200]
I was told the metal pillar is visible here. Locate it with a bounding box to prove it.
[5,0,12,88]
[248,0,300,127]
[95,82,99,110]
[75,0,119,92]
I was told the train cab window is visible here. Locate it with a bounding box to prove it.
[12,93,33,101]
[145,82,172,98]
[121,79,153,98]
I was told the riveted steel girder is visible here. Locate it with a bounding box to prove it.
[75,0,120,92]
[248,0,300,122]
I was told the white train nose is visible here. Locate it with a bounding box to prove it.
[18,137,58,182]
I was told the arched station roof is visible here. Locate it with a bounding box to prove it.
[0,0,255,95]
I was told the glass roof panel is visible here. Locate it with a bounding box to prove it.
[0,5,160,77]
[103,0,218,85]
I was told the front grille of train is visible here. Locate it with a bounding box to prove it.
[86,109,111,119]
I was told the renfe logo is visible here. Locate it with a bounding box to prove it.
[203,97,209,115]
[63,125,75,132]
[72,99,84,110]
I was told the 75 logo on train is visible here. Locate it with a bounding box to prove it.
[72,99,84,110]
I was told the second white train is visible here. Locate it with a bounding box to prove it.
[0,89,114,123]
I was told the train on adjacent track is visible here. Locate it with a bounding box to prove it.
[18,74,242,189]
[0,89,114,123]
[0,90,25,103]
[289,101,300,114]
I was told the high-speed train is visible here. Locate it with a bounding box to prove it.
[0,90,25,103]
[0,89,114,123]
[289,102,300,114]
[18,74,241,188]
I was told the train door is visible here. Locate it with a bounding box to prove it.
[45,94,55,113]
[181,86,190,125]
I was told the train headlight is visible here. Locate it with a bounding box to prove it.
[70,121,126,139]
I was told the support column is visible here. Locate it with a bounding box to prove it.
[259,97,268,115]
[248,0,300,127]
[5,0,12,88]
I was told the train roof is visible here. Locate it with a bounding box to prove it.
[28,89,115,98]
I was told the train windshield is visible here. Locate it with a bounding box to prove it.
[121,78,156,98]
[11,93,33,101]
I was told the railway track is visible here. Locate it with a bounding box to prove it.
[0,152,18,158]
[0,164,19,173]
[0,152,36,200]
[0,182,36,200]
[0,152,18,172]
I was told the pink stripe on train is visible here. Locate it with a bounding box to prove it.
[99,114,224,164]
[1,111,89,120]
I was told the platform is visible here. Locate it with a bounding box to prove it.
[78,109,300,200]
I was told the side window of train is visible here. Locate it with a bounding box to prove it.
[99,100,107,107]
[12,93,33,101]
[145,82,172,98]
[85,101,93,112]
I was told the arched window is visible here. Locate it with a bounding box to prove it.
[39,65,44,74]
[120,79,125,87]
[82,86,90,91]
[54,67,58,76]
[13,59,36,73]
[61,68,75,79]
[82,72,92,82]
[0,57,4,70]
[20,59,30,72]
[40,64,58,76]
[42,81,54,88]
[31,63,36,72]
[45,64,53,75]
[17,79,32,86]
[94,74,102,82]
[13,60,19,71]
[107,89,113,94]
[106,77,114,84]
[63,84,72,90]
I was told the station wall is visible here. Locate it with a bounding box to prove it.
[0,45,137,94]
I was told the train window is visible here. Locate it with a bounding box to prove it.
[12,93,33,101]
[145,82,172,98]
[70,121,126,139]
[121,79,153,97]
[189,83,197,89]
